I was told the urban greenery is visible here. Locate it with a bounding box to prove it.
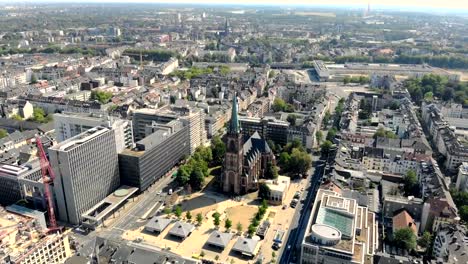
[278,139,311,176]
[30,107,53,123]
[90,90,113,104]
[393,227,417,251]
[0,129,8,139]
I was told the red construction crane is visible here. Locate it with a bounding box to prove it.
[36,136,59,232]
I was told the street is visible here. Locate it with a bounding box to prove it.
[71,173,176,247]
[278,155,325,264]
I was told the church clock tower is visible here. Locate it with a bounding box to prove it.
[223,94,243,194]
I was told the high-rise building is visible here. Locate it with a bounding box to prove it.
[49,126,120,225]
[119,120,190,191]
[132,105,206,154]
[54,112,134,153]
[300,189,377,264]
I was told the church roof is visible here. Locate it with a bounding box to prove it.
[229,94,240,134]
[243,131,272,166]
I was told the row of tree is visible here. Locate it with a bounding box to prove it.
[176,135,226,191]
[343,76,370,85]
[247,200,269,237]
[302,55,468,70]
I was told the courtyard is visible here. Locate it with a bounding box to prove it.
[120,176,309,264]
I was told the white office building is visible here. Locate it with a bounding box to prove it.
[49,127,120,225]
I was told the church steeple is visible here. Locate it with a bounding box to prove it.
[229,93,240,134]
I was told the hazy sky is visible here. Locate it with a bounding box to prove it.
[2,0,468,11]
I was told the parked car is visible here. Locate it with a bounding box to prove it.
[272,243,280,251]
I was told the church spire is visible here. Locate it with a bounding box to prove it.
[229,93,240,134]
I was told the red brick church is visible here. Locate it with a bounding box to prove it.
[221,94,275,195]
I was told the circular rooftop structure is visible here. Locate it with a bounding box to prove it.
[311,224,341,246]
[114,189,129,197]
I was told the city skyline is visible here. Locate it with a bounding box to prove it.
[1,0,468,12]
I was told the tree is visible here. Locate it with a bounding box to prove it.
[174,205,182,218]
[189,167,205,190]
[278,152,291,169]
[316,131,323,144]
[196,213,203,225]
[265,162,279,179]
[287,114,297,126]
[326,127,337,141]
[247,224,256,236]
[289,148,312,175]
[0,129,8,139]
[10,114,22,121]
[163,207,172,215]
[90,90,113,104]
[30,107,52,123]
[459,205,468,222]
[343,76,351,84]
[418,231,432,248]
[258,183,271,200]
[236,222,243,233]
[213,215,220,227]
[404,170,418,195]
[186,211,192,221]
[224,218,232,230]
[320,140,333,155]
[176,165,191,186]
[442,87,455,101]
[322,111,331,127]
[272,98,287,112]
[211,135,226,165]
[373,127,398,139]
[393,227,417,251]
[424,92,434,102]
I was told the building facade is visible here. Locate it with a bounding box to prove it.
[49,127,120,225]
[119,120,190,192]
[54,112,134,153]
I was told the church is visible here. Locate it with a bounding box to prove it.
[221,95,275,195]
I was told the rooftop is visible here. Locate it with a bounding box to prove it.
[50,126,109,152]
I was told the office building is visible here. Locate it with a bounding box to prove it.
[239,116,289,146]
[54,112,134,153]
[49,127,120,225]
[119,120,190,191]
[300,189,378,264]
[0,164,28,206]
[132,105,206,153]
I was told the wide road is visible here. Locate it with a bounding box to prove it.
[279,157,325,264]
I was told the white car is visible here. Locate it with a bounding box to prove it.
[156,190,162,195]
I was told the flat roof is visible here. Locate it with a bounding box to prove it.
[51,126,109,152]
[316,207,354,238]
[81,185,138,222]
